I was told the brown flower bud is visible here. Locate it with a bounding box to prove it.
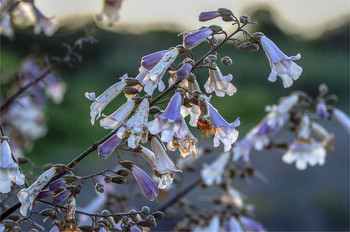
[152,211,165,219]
[209,25,222,34]
[249,32,264,44]
[124,87,139,95]
[125,78,140,87]
[239,15,250,23]
[238,42,259,51]
[16,157,29,164]
[221,56,232,65]
[104,175,112,183]
[111,175,127,184]
[116,168,130,176]
[218,8,233,16]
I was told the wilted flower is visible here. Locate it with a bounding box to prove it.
[85,74,128,125]
[282,139,326,170]
[183,28,213,50]
[31,2,58,36]
[142,48,180,95]
[260,35,302,88]
[99,100,135,129]
[150,137,181,189]
[204,61,236,97]
[98,134,122,159]
[333,108,350,133]
[0,136,25,193]
[201,152,230,186]
[117,98,149,149]
[18,166,65,216]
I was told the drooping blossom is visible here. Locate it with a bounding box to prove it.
[122,162,159,201]
[148,92,197,157]
[201,152,230,186]
[117,98,149,149]
[85,74,128,125]
[260,35,303,88]
[333,108,350,133]
[282,139,326,170]
[197,100,240,151]
[0,136,25,193]
[97,134,122,159]
[99,100,135,130]
[31,2,58,36]
[18,165,66,216]
[199,11,221,22]
[204,61,236,97]
[142,48,180,95]
[59,194,80,232]
[150,137,181,189]
[183,28,213,50]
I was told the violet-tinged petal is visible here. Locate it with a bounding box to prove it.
[201,152,230,186]
[37,190,53,199]
[199,11,221,22]
[239,216,265,232]
[209,104,240,130]
[204,63,236,97]
[49,178,65,191]
[131,164,159,201]
[157,92,182,122]
[52,189,70,204]
[97,134,122,159]
[176,63,192,80]
[99,100,135,129]
[333,108,350,133]
[141,50,168,70]
[183,28,213,50]
[130,225,141,232]
[261,36,302,88]
[232,137,253,162]
[317,100,331,120]
[31,3,58,36]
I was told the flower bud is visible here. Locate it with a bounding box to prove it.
[146,215,157,227]
[209,25,222,34]
[119,160,135,169]
[95,183,104,193]
[208,36,218,45]
[149,106,161,115]
[152,211,165,219]
[221,16,234,22]
[116,168,130,176]
[239,15,250,23]
[218,8,233,16]
[124,87,139,95]
[104,175,112,183]
[141,206,150,213]
[187,73,196,82]
[249,32,264,44]
[125,78,140,87]
[221,56,232,65]
[238,42,259,51]
[39,208,57,219]
[111,175,127,184]
[319,83,329,95]
[183,58,195,66]
[16,157,29,165]
[207,54,217,62]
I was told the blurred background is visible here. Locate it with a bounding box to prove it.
[1,0,349,231]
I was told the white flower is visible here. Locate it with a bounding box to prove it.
[0,136,25,193]
[311,122,334,149]
[201,152,230,186]
[297,113,311,140]
[85,75,128,125]
[117,98,149,149]
[99,100,135,130]
[204,62,236,97]
[142,48,180,95]
[282,139,326,170]
[18,166,64,216]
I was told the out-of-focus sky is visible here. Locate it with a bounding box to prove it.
[37,0,349,38]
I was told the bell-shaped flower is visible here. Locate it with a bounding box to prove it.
[260,35,303,88]
[183,28,213,50]
[316,100,331,120]
[199,11,221,22]
[180,76,202,127]
[204,62,236,97]
[99,100,135,130]
[150,137,181,188]
[142,48,180,95]
[98,133,122,159]
[31,2,58,36]
[18,165,66,216]
[85,74,128,125]
[282,139,326,170]
[117,98,149,149]
[0,136,25,193]
[201,152,230,186]
[311,122,334,149]
[333,108,350,134]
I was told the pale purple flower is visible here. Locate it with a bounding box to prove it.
[260,35,302,88]
[333,108,350,133]
[0,136,25,193]
[142,48,180,95]
[97,134,122,160]
[85,74,128,125]
[201,152,230,186]
[31,3,58,36]
[130,164,159,201]
[199,11,221,22]
[141,50,168,70]
[45,78,66,104]
[117,98,149,149]
[282,139,326,170]
[150,137,181,188]
[316,100,331,120]
[222,216,244,232]
[232,137,254,162]
[204,62,236,97]
[0,12,14,38]
[239,216,265,232]
[52,189,70,204]
[99,100,135,130]
[18,166,65,216]
[183,28,213,50]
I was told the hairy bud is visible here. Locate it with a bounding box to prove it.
[221,56,232,65]
[124,87,139,95]
[116,168,130,176]
[209,25,222,34]
[111,175,127,184]
[249,32,264,44]
[141,206,150,213]
[319,83,329,95]
[238,42,259,51]
[239,15,250,24]
[16,157,29,164]
[187,73,196,82]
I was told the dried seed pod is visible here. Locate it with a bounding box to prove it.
[149,106,161,115]
[124,87,139,95]
[238,42,259,51]
[95,183,104,193]
[104,175,112,183]
[240,15,250,23]
[152,211,165,219]
[111,175,127,184]
[221,56,232,65]
[125,78,140,86]
[116,168,130,176]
